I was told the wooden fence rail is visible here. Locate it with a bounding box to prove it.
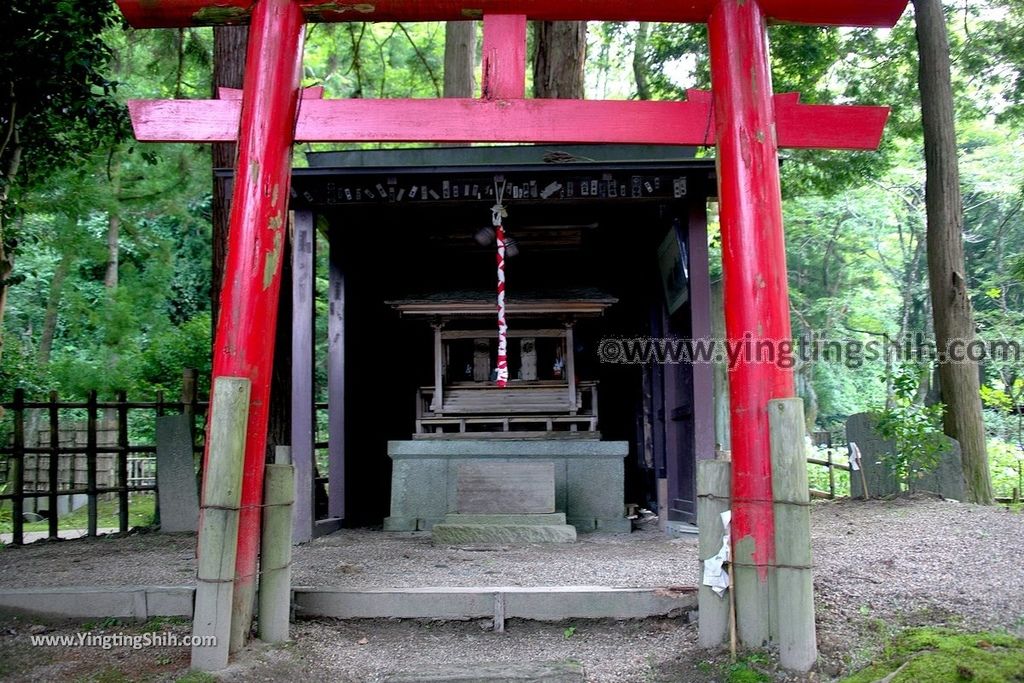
[0,371,207,545]
[808,430,851,499]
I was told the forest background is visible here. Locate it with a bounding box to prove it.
[1,1,1023,499]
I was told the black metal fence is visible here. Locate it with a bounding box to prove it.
[0,372,207,545]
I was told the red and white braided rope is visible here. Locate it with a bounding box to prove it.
[495,224,508,387]
[493,187,508,387]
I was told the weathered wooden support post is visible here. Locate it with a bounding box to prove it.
[191,377,250,672]
[327,231,346,521]
[86,390,98,537]
[291,211,316,543]
[117,390,130,534]
[258,446,294,643]
[198,0,305,654]
[47,391,58,540]
[11,388,25,546]
[769,398,817,671]
[697,458,732,648]
[708,0,797,647]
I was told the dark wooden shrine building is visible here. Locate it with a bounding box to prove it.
[284,144,718,541]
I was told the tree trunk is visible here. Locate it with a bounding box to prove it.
[0,142,22,366]
[104,213,119,290]
[532,21,586,99]
[38,251,72,364]
[443,22,476,98]
[633,22,652,101]
[105,166,121,292]
[913,0,994,504]
[211,25,248,332]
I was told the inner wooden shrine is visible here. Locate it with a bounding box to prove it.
[283,144,718,538]
[388,290,614,438]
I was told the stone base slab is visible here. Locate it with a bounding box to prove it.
[444,513,568,526]
[385,439,629,534]
[432,522,577,545]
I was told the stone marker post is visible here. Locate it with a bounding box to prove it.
[155,415,200,533]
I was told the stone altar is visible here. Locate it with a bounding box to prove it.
[384,439,630,533]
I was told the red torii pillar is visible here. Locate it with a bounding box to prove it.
[709,0,794,645]
[116,0,906,662]
[207,0,304,652]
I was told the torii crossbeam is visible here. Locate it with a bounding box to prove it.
[116,0,908,669]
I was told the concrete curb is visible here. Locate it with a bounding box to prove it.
[0,586,194,620]
[0,585,697,625]
[293,586,697,626]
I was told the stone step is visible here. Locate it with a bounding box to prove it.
[384,660,584,683]
[443,513,568,526]
[432,523,577,545]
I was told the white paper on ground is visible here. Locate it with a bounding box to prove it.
[702,510,731,596]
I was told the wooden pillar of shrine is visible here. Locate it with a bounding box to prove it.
[291,210,316,543]
[327,227,346,521]
[688,196,716,462]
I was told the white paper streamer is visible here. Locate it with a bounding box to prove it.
[702,510,732,597]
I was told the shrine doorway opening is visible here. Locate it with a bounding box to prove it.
[284,144,720,541]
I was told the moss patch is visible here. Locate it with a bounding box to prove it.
[842,628,1024,683]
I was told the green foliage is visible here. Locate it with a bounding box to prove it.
[0,0,129,195]
[841,628,1024,683]
[988,437,1024,499]
[874,363,948,485]
[0,337,52,400]
[2,23,214,403]
[0,5,1021,501]
[806,447,852,498]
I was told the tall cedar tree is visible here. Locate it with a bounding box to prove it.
[913,0,994,503]
[443,22,476,98]
[211,26,248,326]
[533,22,587,99]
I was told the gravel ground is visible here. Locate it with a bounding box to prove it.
[219,618,712,683]
[1,496,1022,682]
[0,523,698,589]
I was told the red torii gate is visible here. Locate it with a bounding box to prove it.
[116,0,907,663]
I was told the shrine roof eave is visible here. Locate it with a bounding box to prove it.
[387,289,618,318]
[304,144,700,169]
[214,150,718,183]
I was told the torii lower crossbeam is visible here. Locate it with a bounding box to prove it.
[127,93,889,150]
